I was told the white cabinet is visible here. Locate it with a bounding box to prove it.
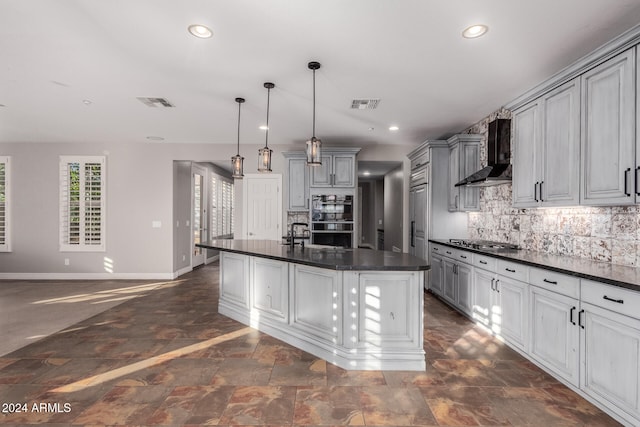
[513,78,581,208]
[283,152,309,210]
[495,274,529,352]
[251,257,289,323]
[472,266,496,330]
[409,183,427,260]
[310,150,358,188]
[581,48,637,205]
[356,272,422,350]
[429,251,443,296]
[580,280,640,425]
[291,264,342,345]
[447,134,481,212]
[219,252,250,310]
[439,246,472,316]
[529,269,580,387]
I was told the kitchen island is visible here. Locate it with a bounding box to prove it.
[196,239,429,371]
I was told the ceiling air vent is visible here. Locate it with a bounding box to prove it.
[351,98,380,110]
[136,97,175,108]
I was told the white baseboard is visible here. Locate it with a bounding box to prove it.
[205,254,220,264]
[0,272,177,280]
[173,265,193,278]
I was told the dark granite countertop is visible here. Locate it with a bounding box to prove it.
[197,239,430,271]
[429,239,640,291]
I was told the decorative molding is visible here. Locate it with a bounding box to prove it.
[506,23,640,111]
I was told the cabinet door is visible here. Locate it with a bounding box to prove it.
[291,265,342,345]
[448,143,460,211]
[496,275,528,351]
[541,78,581,206]
[472,268,494,329]
[332,154,355,187]
[287,157,309,210]
[429,254,443,296]
[442,259,457,305]
[310,155,333,187]
[512,101,541,207]
[581,302,640,423]
[357,272,421,349]
[459,141,480,211]
[456,262,473,316]
[529,286,579,386]
[219,252,250,309]
[409,184,427,260]
[581,48,636,205]
[251,257,288,322]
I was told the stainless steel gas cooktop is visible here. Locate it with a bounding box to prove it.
[448,239,521,250]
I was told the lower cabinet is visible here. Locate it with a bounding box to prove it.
[456,263,473,316]
[429,253,443,296]
[355,272,422,349]
[291,264,342,345]
[496,275,529,352]
[529,285,579,386]
[443,258,457,305]
[251,257,289,323]
[219,252,250,310]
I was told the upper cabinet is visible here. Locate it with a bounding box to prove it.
[447,134,481,212]
[283,152,309,211]
[310,148,360,188]
[581,48,637,205]
[513,78,581,208]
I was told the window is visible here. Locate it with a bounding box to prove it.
[209,174,234,238]
[59,156,106,251]
[0,156,10,252]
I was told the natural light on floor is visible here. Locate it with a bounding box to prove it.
[50,327,253,394]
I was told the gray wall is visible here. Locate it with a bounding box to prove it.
[0,141,415,277]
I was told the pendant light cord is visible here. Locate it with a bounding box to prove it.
[236,101,241,155]
[265,86,271,148]
[312,68,316,139]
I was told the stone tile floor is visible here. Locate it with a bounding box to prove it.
[0,263,621,426]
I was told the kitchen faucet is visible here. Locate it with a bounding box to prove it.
[290,222,308,249]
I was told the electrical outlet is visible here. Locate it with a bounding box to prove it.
[182,255,186,261]
[64,258,70,266]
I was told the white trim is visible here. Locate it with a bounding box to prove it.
[205,254,220,264]
[0,272,177,280]
[173,265,193,278]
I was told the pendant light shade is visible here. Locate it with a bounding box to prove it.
[258,82,274,173]
[231,97,245,179]
[306,61,322,166]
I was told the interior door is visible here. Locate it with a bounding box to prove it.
[243,174,282,240]
[192,164,207,267]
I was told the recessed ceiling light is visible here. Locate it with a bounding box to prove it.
[462,24,488,39]
[389,126,399,131]
[363,171,371,176]
[368,127,375,131]
[188,24,213,39]
[259,125,269,130]
[82,99,92,106]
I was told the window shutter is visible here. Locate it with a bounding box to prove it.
[60,156,106,251]
[0,156,9,252]
[210,175,218,238]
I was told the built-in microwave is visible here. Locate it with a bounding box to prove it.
[311,194,354,248]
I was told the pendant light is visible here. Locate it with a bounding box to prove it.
[231,97,245,179]
[258,82,274,172]
[306,61,322,166]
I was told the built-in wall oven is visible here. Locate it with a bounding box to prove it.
[311,194,354,248]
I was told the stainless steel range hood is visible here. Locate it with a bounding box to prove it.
[455,118,512,187]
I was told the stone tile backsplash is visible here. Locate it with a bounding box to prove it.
[464,108,640,268]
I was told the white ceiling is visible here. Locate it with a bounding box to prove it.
[2,0,640,149]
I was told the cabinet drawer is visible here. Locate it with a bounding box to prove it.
[582,279,640,320]
[456,250,472,264]
[411,151,429,170]
[431,243,445,256]
[441,246,460,259]
[497,259,528,282]
[473,253,497,271]
[530,267,579,299]
[410,167,427,186]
